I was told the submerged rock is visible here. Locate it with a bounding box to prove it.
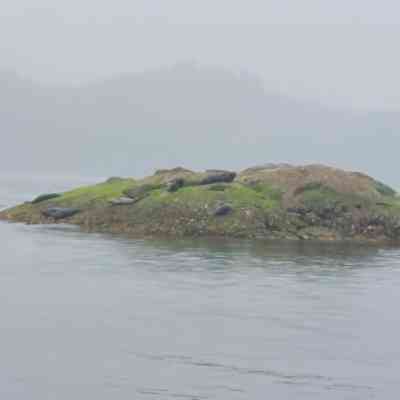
[31,193,61,204]
[42,207,80,220]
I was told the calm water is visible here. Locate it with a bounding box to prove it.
[1,175,400,399]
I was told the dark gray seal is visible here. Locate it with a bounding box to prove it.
[109,197,135,206]
[201,170,236,185]
[31,193,61,204]
[213,203,233,217]
[123,184,159,202]
[42,207,80,220]
[166,178,185,192]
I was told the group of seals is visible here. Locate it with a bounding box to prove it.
[35,170,238,221]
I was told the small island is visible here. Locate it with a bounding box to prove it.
[2,164,400,243]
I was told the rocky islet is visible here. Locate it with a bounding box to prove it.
[2,164,400,243]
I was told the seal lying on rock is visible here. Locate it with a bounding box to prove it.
[166,178,185,192]
[42,207,80,220]
[200,170,236,185]
[109,197,135,206]
[213,203,233,217]
[124,184,159,202]
[31,193,61,204]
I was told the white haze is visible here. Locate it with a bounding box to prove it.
[0,1,399,187]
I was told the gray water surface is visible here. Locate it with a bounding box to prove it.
[1,176,400,399]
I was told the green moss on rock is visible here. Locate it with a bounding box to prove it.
[53,178,136,207]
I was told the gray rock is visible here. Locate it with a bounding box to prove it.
[166,178,185,192]
[213,203,233,217]
[42,207,80,220]
[201,170,236,185]
[110,197,135,206]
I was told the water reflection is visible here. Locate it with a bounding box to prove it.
[5,221,397,280]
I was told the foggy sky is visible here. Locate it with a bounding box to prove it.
[1,0,400,110]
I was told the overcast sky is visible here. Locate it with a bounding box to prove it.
[1,0,400,110]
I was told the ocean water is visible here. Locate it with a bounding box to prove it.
[1,175,400,399]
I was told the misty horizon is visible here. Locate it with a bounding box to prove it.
[2,1,400,110]
[3,62,398,116]
[1,1,400,188]
[1,62,399,188]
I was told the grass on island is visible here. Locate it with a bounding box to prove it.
[3,178,136,218]
[54,178,136,207]
[138,183,282,211]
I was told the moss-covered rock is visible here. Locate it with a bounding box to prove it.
[237,164,390,205]
[1,165,400,243]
